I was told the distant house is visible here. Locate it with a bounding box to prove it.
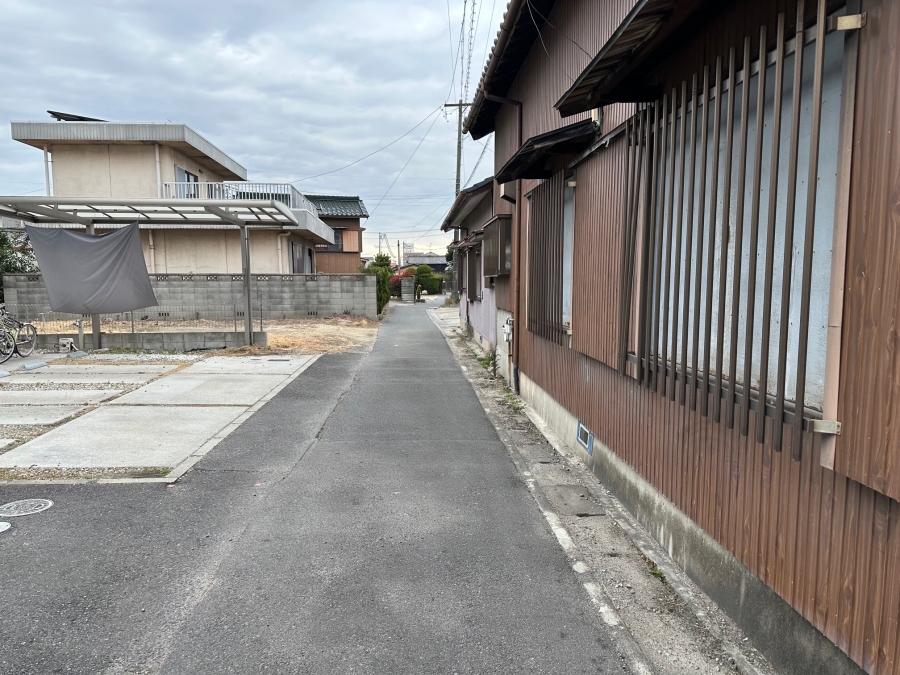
[9,114,332,274]
[404,252,448,274]
[441,176,508,354]
[305,194,369,273]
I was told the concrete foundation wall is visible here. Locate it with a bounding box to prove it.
[517,373,864,675]
[36,331,267,352]
[4,273,378,321]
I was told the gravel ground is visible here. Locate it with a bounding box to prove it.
[439,320,777,675]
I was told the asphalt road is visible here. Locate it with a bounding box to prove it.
[0,299,629,674]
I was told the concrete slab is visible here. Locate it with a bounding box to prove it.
[0,406,84,425]
[543,484,605,517]
[1,373,163,385]
[12,365,177,375]
[113,373,288,406]
[0,439,14,449]
[0,390,122,405]
[184,356,313,375]
[0,406,245,468]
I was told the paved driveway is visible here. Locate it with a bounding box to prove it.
[0,303,628,674]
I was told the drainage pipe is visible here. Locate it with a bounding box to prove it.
[148,230,156,273]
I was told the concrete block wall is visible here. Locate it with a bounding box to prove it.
[36,331,268,351]
[3,273,378,321]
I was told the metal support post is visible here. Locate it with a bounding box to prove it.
[240,226,253,345]
[86,221,101,350]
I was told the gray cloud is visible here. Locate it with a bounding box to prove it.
[0,0,500,253]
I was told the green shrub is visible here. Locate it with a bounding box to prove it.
[362,262,392,314]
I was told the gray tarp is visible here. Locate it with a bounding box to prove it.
[26,223,158,314]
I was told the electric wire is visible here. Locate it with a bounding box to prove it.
[525,0,576,82]
[525,0,591,58]
[287,105,442,184]
[368,111,443,217]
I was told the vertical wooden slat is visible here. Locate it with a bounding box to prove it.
[660,89,678,397]
[621,108,646,375]
[773,0,806,453]
[651,94,669,393]
[727,35,752,430]
[618,116,638,374]
[702,56,723,418]
[671,80,689,401]
[714,48,737,422]
[637,112,651,383]
[680,74,699,406]
[641,102,662,386]
[741,24,769,437]
[757,12,786,445]
[792,0,827,461]
[690,65,710,412]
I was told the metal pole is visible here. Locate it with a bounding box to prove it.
[455,99,463,196]
[240,226,253,345]
[86,221,101,349]
[397,241,401,268]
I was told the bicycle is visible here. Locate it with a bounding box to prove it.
[0,304,37,364]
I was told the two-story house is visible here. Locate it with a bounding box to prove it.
[9,114,332,274]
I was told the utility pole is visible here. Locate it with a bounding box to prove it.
[444,100,472,303]
[397,240,401,268]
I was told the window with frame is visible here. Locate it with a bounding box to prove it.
[482,215,513,277]
[317,227,345,252]
[467,244,482,301]
[619,2,851,456]
[527,172,575,344]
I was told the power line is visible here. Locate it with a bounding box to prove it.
[463,134,491,188]
[368,111,443,217]
[285,105,442,184]
[525,0,576,83]
[525,0,592,58]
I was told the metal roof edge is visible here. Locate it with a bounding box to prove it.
[10,121,247,181]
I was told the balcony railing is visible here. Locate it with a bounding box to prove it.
[163,182,315,213]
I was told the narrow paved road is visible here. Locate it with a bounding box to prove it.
[0,300,627,674]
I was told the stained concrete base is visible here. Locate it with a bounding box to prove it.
[0,406,246,468]
[0,390,121,405]
[4,365,174,385]
[113,373,290,406]
[0,406,84,425]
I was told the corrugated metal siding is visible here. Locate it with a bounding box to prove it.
[520,327,900,674]
[836,0,900,503]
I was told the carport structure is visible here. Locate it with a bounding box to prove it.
[0,196,335,346]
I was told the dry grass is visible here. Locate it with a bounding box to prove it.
[215,315,379,355]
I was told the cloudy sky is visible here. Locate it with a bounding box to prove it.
[0,0,502,255]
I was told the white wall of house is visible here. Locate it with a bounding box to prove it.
[138,229,315,275]
[50,143,225,199]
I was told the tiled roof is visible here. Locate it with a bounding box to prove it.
[303,194,369,218]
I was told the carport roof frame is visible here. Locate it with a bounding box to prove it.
[0,196,334,244]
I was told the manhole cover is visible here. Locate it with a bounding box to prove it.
[0,522,10,533]
[0,499,53,517]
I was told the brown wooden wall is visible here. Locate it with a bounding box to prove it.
[492,0,900,673]
[835,0,900,502]
[520,328,900,674]
[315,252,362,274]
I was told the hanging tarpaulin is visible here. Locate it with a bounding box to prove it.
[25,222,158,314]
